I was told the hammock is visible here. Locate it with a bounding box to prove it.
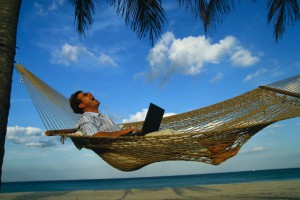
[16,64,300,171]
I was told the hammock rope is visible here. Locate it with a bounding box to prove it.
[16,64,300,171]
[17,64,79,130]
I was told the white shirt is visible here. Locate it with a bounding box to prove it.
[76,112,121,136]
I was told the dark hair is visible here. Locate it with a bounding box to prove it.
[69,90,84,114]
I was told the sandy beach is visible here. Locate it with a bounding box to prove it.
[1,180,299,200]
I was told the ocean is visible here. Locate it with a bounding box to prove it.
[1,168,300,193]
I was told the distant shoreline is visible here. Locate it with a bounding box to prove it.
[1,180,300,200]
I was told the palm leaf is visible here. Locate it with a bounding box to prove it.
[111,0,166,45]
[177,0,236,33]
[266,0,300,42]
[69,0,100,37]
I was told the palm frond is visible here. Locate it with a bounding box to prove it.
[177,0,208,26]
[204,0,236,33]
[177,0,236,33]
[111,0,166,45]
[69,0,100,37]
[266,0,300,42]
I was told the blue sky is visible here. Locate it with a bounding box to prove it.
[3,0,300,182]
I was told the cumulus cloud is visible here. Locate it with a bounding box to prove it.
[7,126,57,148]
[52,44,93,66]
[140,32,260,83]
[52,43,117,68]
[122,109,176,123]
[241,146,266,154]
[230,48,260,67]
[122,109,148,123]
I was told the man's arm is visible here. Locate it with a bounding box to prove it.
[92,128,141,138]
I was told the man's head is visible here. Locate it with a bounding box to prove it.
[69,90,84,114]
[69,90,100,114]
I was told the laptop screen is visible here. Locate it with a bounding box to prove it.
[141,103,165,135]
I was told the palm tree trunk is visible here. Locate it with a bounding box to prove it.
[0,0,22,190]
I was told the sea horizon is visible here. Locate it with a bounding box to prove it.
[3,166,298,183]
[2,167,300,193]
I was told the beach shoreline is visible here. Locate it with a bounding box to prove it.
[1,180,300,200]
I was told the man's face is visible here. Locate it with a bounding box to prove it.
[77,92,100,110]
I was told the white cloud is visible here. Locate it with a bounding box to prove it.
[49,0,65,11]
[141,32,260,83]
[52,43,118,68]
[7,126,42,137]
[243,68,267,82]
[230,47,260,67]
[122,109,148,123]
[99,53,117,67]
[210,73,224,83]
[7,126,57,148]
[34,3,47,16]
[52,43,94,66]
[122,109,176,123]
[241,146,266,154]
[269,124,284,128]
[242,63,282,84]
[164,112,176,117]
[34,0,65,16]
[26,141,57,148]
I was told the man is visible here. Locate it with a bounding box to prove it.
[69,91,140,138]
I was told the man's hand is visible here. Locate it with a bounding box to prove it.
[125,128,141,134]
[92,128,141,138]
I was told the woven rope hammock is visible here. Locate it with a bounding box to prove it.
[16,64,300,171]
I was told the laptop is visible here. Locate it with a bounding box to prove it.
[127,103,165,136]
